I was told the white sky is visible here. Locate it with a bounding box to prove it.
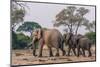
[22,2,95,35]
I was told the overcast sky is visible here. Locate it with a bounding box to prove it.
[22,2,95,35]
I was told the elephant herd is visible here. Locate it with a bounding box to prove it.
[27,28,92,57]
[63,33,92,57]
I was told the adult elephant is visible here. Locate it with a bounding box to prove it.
[31,28,65,57]
[77,37,92,57]
[63,33,77,56]
[63,33,84,56]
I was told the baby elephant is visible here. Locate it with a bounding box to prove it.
[77,37,92,57]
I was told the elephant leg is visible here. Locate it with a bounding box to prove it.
[33,49,36,56]
[55,49,59,56]
[79,49,82,55]
[32,43,36,56]
[59,45,65,56]
[67,47,71,56]
[88,48,92,57]
[77,47,80,57]
[82,48,86,57]
[38,38,44,57]
[60,48,66,56]
[38,46,43,57]
[48,47,53,57]
[62,50,66,56]
[72,48,76,56]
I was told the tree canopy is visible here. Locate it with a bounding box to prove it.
[85,32,96,44]
[54,6,90,34]
[17,21,41,34]
[11,0,27,30]
[12,32,31,49]
[83,21,95,32]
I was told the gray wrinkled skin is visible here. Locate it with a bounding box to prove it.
[63,33,85,56]
[77,37,92,57]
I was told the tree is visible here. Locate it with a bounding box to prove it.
[12,31,18,49]
[85,32,96,44]
[83,20,95,32]
[17,21,41,36]
[12,33,31,49]
[11,0,27,30]
[11,1,30,49]
[54,6,89,35]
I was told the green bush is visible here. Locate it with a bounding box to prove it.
[85,32,96,44]
[12,31,31,49]
[12,21,42,49]
[12,31,39,49]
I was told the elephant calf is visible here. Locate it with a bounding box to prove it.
[77,37,92,57]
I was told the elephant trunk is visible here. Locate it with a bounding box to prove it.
[32,37,37,56]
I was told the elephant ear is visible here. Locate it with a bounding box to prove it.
[37,29,42,39]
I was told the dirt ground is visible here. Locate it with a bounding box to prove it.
[11,45,96,66]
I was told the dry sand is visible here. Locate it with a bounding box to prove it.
[11,45,96,66]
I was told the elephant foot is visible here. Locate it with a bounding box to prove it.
[49,54,53,57]
[33,54,37,57]
[38,55,42,57]
[77,55,80,57]
[33,50,37,56]
[55,53,59,56]
[66,53,70,56]
[49,53,53,57]
[62,50,66,56]
[33,53,37,56]
[88,55,91,57]
[66,54,70,56]
[88,54,92,57]
[82,55,86,57]
[38,54,42,57]
[88,52,92,57]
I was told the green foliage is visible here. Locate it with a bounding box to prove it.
[12,31,17,49]
[12,21,41,49]
[17,21,41,33]
[12,31,40,49]
[83,21,95,32]
[11,1,26,30]
[12,31,31,49]
[85,32,96,44]
[11,9,25,24]
[54,6,89,34]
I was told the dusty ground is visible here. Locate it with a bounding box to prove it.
[11,45,96,66]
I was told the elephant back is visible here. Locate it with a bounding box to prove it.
[79,37,89,44]
[43,29,63,47]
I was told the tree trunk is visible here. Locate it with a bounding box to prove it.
[75,20,81,35]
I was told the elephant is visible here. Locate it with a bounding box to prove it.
[31,28,65,57]
[63,33,85,56]
[63,33,77,56]
[77,37,92,57]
